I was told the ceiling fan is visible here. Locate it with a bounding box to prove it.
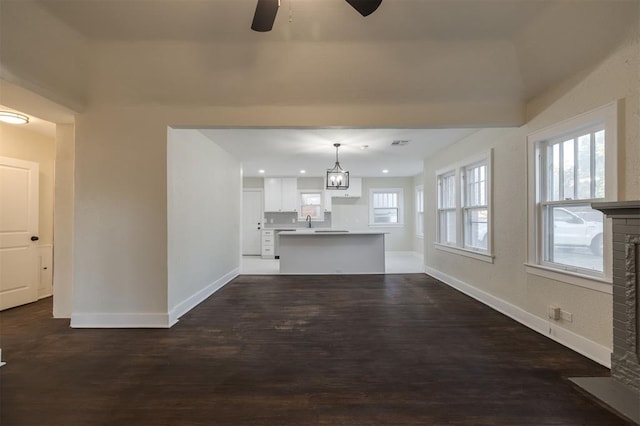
[251,0,382,32]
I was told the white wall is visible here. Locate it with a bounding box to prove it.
[331,177,415,252]
[167,129,241,323]
[242,177,264,189]
[0,0,88,111]
[423,34,640,366]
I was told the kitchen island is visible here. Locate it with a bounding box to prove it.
[278,230,386,274]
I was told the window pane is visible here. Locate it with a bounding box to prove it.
[550,143,561,201]
[417,212,424,235]
[374,208,398,224]
[301,193,321,206]
[464,208,488,250]
[301,205,321,218]
[562,139,575,199]
[465,163,487,207]
[373,192,398,209]
[439,210,456,244]
[576,134,591,200]
[594,130,605,199]
[439,174,455,209]
[545,204,603,272]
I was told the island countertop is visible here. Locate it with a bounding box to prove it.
[277,229,387,236]
[278,230,386,274]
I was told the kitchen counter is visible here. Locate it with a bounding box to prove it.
[278,230,386,274]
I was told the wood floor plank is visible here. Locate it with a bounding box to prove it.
[0,274,632,425]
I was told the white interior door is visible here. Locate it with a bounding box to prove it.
[0,156,39,310]
[242,190,263,255]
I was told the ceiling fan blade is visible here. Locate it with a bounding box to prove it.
[344,0,382,17]
[251,0,280,32]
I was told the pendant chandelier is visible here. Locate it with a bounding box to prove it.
[326,143,349,190]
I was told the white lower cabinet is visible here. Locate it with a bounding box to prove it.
[261,229,275,258]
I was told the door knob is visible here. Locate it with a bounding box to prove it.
[30,236,39,241]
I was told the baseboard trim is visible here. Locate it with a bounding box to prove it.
[168,268,239,326]
[70,312,172,328]
[424,266,611,368]
[71,268,239,329]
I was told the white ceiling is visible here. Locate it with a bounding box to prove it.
[200,127,477,177]
[7,0,636,176]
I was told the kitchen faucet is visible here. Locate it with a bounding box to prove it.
[306,215,312,228]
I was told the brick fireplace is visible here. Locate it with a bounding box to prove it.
[571,201,640,423]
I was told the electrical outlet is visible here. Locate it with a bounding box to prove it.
[560,310,573,322]
[548,305,561,320]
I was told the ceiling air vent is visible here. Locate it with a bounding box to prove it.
[391,140,410,146]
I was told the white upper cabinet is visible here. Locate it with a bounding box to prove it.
[281,178,298,211]
[328,177,362,198]
[324,190,333,212]
[264,178,298,212]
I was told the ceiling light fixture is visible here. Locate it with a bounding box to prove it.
[326,143,349,190]
[300,170,306,174]
[258,169,265,174]
[0,111,29,125]
[382,169,389,174]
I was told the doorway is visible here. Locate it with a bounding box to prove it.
[0,107,58,312]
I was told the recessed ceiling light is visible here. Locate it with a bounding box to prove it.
[382,169,389,174]
[300,170,306,174]
[258,169,265,174]
[0,111,29,125]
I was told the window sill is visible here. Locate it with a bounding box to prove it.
[524,263,612,294]
[434,243,494,263]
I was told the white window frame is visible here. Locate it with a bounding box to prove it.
[526,101,618,292]
[435,151,493,263]
[462,160,489,251]
[369,188,404,227]
[415,184,424,238]
[436,171,457,245]
[298,191,324,221]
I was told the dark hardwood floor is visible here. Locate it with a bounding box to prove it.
[0,274,631,425]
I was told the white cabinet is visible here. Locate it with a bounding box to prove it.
[324,190,333,212]
[261,229,275,258]
[329,177,362,198]
[281,178,298,211]
[264,178,298,212]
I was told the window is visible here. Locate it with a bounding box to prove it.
[527,101,617,284]
[369,188,404,226]
[416,185,424,237]
[436,151,492,262]
[540,128,605,273]
[299,191,323,220]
